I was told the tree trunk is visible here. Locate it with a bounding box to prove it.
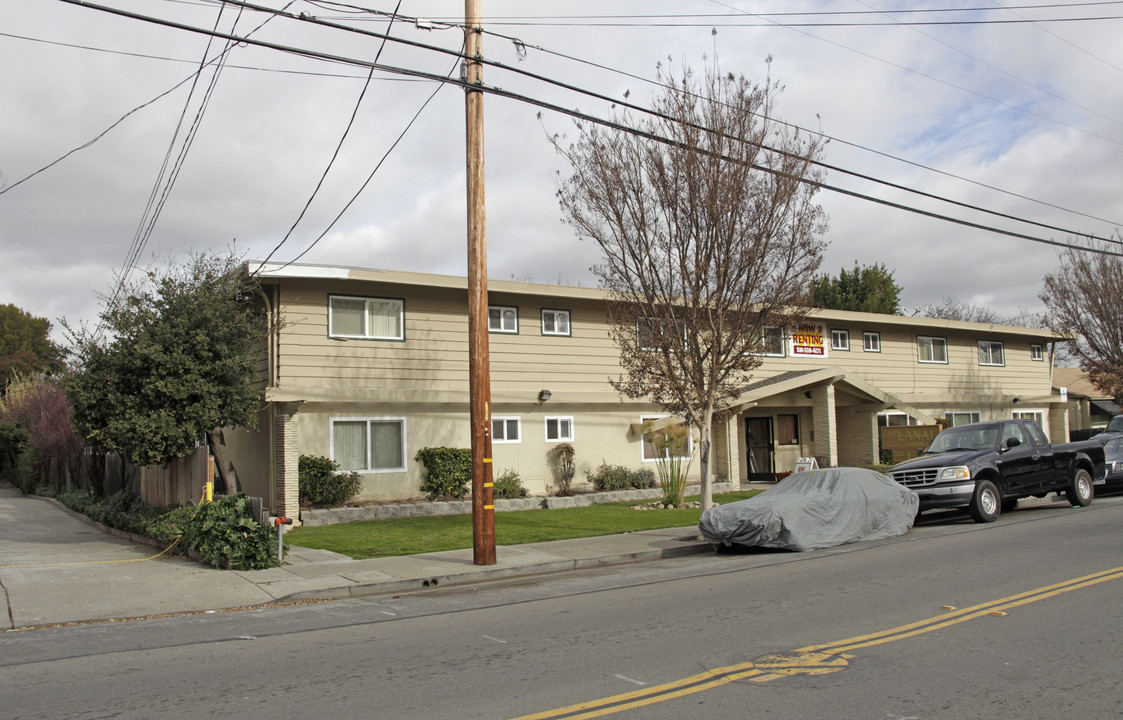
[207,429,241,495]
[699,406,715,511]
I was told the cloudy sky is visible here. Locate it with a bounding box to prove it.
[2,1,1121,341]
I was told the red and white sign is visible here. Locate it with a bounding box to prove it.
[790,322,827,358]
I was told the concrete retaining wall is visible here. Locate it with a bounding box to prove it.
[300,482,735,527]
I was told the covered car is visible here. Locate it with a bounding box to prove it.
[699,467,919,552]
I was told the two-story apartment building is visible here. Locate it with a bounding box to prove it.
[229,261,1068,523]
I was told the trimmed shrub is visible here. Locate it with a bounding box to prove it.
[494,468,528,499]
[299,455,363,506]
[416,447,471,500]
[169,494,278,570]
[548,443,576,496]
[588,463,656,492]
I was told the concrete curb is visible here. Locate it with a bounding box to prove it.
[275,538,713,603]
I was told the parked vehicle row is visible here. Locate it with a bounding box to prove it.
[887,419,1105,523]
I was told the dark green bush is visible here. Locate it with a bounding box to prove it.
[169,494,278,570]
[299,455,363,506]
[588,463,656,492]
[416,447,471,500]
[494,468,528,499]
[82,488,163,536]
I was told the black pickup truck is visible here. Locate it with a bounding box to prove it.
[888,419,1105,523]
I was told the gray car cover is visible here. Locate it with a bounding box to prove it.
[698,467,919,551]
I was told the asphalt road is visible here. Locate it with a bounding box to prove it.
[3,496,1121,719]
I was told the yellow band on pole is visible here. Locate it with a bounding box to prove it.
[483,458,492,463]
[484,505,494,510]
[484,482,493,487]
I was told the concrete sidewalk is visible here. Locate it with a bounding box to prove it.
[0,483,710,630]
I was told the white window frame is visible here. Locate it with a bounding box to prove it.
[945,411,982,427]
[636,317,686,351]
[863,331,881,353]
[1030,343,1044,361]
[328,295,404,341]
[762,326,786,357]
[1012,410,1045,427]
[541,309,572,337]
[489,305,519,334]
[978,340,1005,367]
[878,411,920,427]
[830,329,850,351]
[545,416,574,442]
[641,415,693,462]
[918,335,948,364]
[491,416,521,443]
[330,417,406,473]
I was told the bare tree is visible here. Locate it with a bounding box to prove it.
[552,61,828,510]
[1041,241,1123,402]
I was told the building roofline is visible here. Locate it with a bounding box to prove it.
[250,260,1062,339]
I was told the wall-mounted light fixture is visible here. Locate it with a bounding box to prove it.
[804,390,813,399]
[537,389,552,405]
[1012,397,1021,404]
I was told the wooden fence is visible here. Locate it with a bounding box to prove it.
[138,446,212,507]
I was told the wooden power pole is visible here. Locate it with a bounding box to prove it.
[465,0,496,565]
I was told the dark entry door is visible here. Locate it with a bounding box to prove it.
[746,417,775,480]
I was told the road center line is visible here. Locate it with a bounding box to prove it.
[510,565,1123,720]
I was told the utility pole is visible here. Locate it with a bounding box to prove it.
[465,0,496,565]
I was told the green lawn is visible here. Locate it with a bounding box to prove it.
[286,490,760,559]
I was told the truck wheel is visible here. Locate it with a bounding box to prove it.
[969,479,1000,523]
[1066,468,1093,507]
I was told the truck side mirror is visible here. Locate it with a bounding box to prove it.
[1005,436,1021,449]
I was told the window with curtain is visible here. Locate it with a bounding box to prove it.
[776,414,799,445]
[329,295,404,340]
[331,418,406,472]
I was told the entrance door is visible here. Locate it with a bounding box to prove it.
[746,417,775,481]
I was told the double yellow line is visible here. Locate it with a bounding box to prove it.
[513,566,1123,720]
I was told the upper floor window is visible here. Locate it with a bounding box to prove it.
[489,306,518,334]
[831,329,850,351]
[492,417,521,443]
[762,326,786,357]
[541,309,571,337]
[945,411,981,426]
[545,416,574,442]
[637,317,685,351]
[863,331,881,353]
[1030,344,1044,361]
[329,295,404,341]
[978,340,1005,366]
[918,335,948,364]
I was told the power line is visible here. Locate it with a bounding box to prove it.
[46,0,1123,259]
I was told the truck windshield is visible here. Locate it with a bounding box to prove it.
[1108,416,1123,433]
[926,426,999,453]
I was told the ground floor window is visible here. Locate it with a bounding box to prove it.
[492,417,521,443]
[545,416,574,442]
[775,413,800,445]
[1012,410,1045,427]
[945,411,982,426]
[332,417,406,472]
[878,412,921,427]
[641,416,692,461]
